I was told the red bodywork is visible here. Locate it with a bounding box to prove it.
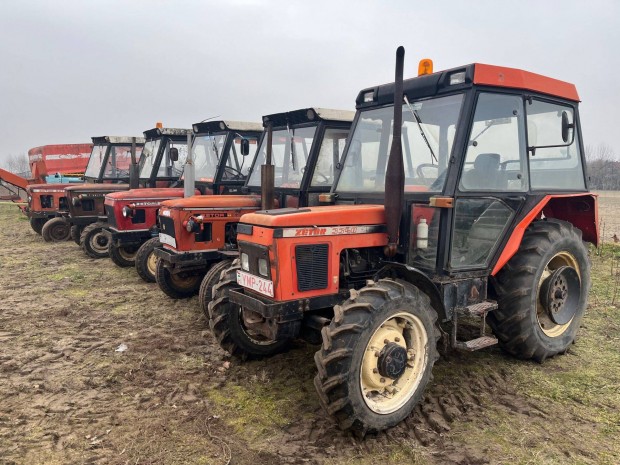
[26,183,74,215]
[28,144,93,177]
[237,205,388,301]
[159,195,264,253]
[105,188,199,233]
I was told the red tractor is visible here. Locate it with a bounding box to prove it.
[210,49,598,436]
[71,128,191,258]
[102,120,263,280]
[154,108,354,301]
[33,137,145,242]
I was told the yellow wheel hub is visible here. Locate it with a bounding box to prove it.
[147,252,158,275]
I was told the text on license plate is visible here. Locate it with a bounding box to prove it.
[237,270,274,297]
[159,233,176,248]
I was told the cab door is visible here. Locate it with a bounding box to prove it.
[449,92,528,271]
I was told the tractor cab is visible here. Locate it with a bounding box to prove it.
[138,127,191,188]
[30,136,145,241]
[102,121,262,271]
[216,53,598,435]
[153,108,353,300]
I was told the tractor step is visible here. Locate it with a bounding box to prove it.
[455,336,498,351]
[458,300,498,316]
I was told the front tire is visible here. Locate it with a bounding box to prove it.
[29,217,47,235]
[199,259,234,318]
[208,262,289,358]
[41,217,71,242]
[80,222,109,258]
[155,259,202,299]
[70,225,84,245]
[135,237,161,283]
[489,219,590,362]
[314,279,439,436]
[108,243,139,267]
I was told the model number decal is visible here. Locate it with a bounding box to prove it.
[282,225,382,238]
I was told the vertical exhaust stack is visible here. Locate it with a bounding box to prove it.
[384,46,406,258]
[261,122,275,210]
[129,137,139,189]
[184,132,195,198]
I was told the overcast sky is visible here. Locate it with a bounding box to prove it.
[1,0,618,162]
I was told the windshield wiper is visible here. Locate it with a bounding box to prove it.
[404,96,438,164]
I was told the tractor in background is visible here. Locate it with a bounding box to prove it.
[210,49,597,435]
[102,120,262,280]
[154,108,353,302]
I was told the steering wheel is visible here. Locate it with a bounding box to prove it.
[224,166,244,178]
[313,172,330,183]
[416,163,439,178]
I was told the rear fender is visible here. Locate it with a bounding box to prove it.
[492,193,598,276]
[374,262,447,322]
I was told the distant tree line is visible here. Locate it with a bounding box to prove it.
[1,153,30,176]
[586,144,620,190]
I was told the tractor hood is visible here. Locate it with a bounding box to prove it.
[160,194,262,211]
[240,205,386,228]
[106,188,188,203]
[28,183,74,193]
[66,183,129,194]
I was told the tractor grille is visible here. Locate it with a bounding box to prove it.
[159,215,176,239]
[105,205,117,228]
[296,244,328,291]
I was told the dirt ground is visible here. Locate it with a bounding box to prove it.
[1,194,619,465]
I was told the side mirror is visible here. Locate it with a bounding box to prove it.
[240,138,250,156]
[561,111,574,143]
[169,147,179,162]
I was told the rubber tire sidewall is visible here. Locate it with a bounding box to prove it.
[41,217,71,242]
[30,217,47,235]
[80,222,109,259]
[155,259,202,299]
[109,242,139,267]
[135,237,161,283]
[70,225,83,245]
[199,259,233,319]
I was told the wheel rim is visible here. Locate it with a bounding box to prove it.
[90,232,108,254]
[238,307,280,346]
[51,223,69,240]
[146,252,158,275]
[169,272,200,290]
[118,247,137,261]
[537,251,580,337]
[360,312,429,414]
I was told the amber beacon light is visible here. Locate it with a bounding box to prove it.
[418,58,433,76]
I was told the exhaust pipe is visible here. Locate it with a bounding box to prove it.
[184,132,195,198]
[129,137,139,189]
[261,122,274,210]
[384,46,405,258]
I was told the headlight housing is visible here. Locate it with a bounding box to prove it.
[71,197,80,206]
[185,218,200,233]
[122,206,133,218]
[258,258,269,277]
[240,253,249,271]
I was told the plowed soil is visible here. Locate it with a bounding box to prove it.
[1,195,619,465]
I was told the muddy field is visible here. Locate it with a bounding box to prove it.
[1,194,619,465]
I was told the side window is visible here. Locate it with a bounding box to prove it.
[311,128,348,186]
[163,141,188,177]
[460,93,527,192]
[225,136,257,180]
[527,99,585,190]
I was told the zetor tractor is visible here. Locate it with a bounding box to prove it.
[210,48,598,435]
[74,127,191,258]
[36,137,145,242]
[103,120,263,280]
[154,108,353,301]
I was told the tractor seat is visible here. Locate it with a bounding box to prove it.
[461,153,501,190]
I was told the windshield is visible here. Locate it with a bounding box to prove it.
[102,145,141,179]
[138,140,161,178]
[247,126,317,188]
[156,140,188,178]
[193,134,227,181]
[337,93,464,193]
[84,144,108,178]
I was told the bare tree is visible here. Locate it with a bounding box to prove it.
[585,143,619,190]
[1,153,30,176]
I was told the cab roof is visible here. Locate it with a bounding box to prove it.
[356,63,579,109]
[262,108,355,128]
[91,136,147,145]
[192,120,263,134]
[143,127,192,139]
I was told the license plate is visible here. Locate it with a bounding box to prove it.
[237,270,274,297]
[159,233,176,248]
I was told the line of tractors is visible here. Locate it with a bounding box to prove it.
[19,48,598,436]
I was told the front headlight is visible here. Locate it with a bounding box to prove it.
[258,258,268,277]
[240,253,249,271]
[122,206,133,218]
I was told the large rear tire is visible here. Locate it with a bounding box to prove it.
[155,259,202,299]
[80,222,109,259]
[208,261,289,358]
[70,225,84,245]
[29,217,47,235]
[489,219,590,362]
[135,237,161,283]
[199,259,234,318]
[108,243,139,267]
[314,279,439,436]
[41,217,71,242]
